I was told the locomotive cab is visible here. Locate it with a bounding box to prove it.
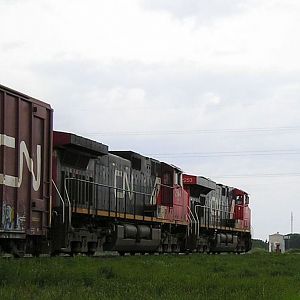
[155,164,188,224]
[231,188,251,230]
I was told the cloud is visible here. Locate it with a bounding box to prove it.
[1,0,300,72]
[141,0,251,23]
[0,41,24,52]
[28,58,300,142]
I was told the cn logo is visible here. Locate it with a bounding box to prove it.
[0,134,41,191]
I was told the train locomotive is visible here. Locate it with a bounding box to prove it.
[0,84,251,256]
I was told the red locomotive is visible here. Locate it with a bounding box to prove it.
[0,84,251,256]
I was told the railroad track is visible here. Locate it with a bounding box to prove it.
[0,251,243,258]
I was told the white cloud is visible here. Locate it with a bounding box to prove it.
[1,0,300,74]
[203,92,221,105]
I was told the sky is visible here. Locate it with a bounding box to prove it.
[1,0,300,240]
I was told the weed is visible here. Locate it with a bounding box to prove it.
[97,266,116,279]
[239,268,258,278]
[0,253,300,299]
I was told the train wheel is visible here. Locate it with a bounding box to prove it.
[71,241,82,254]
[87,242,97,256]
[163,244,169,253]
[172,244,180,253]
[11,241,25,258]
[198,246,204,253]
[51,250,59,257]
[205,246,211,254]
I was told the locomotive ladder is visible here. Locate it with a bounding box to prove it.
[52,179,66,224]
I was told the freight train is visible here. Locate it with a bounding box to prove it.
[0,84,251,257]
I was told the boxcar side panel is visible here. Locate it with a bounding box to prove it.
[0,85,52,237]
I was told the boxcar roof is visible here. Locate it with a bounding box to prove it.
[0,84,52,110]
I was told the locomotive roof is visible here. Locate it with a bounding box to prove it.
[183,174,217,191]
[111,151,183,172]
[232,187,248,196]
[110,150,143,160]
[170,164,182,172]
[111,150,162,163]
[53,131,108,156]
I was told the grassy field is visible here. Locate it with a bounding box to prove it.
[0,253,300,300]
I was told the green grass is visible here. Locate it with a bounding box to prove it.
[1,253,300,299]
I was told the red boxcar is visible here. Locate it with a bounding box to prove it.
[0,84,53,243]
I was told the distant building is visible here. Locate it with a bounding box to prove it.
[284,233,300,250]
[269,232,285,253]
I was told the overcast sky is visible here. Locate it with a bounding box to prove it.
[1,0,300,240]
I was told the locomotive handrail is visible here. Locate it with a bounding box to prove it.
[64,177,156,197]
[186,212,192,237]
[64,178,72,227]
[194,204,202,237]
[193,203,230,214]
[63,177,187,227]
[187,206,197,235]
[63,177,160,226]
[159,183,182,189]
[63,177,208,230]
[52,179,65,224]
[63,177,181,202]
[192,203,233,233]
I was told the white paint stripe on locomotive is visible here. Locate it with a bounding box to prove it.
[0,134,15,148]
[150,177,161,205]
